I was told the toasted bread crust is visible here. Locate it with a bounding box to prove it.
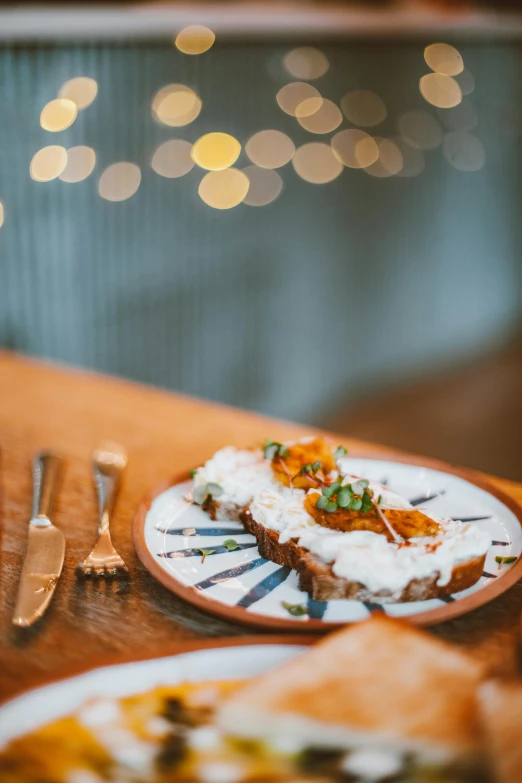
[240,509,486,603]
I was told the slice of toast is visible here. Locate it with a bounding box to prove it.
[241,508,487,603]
[479,679,522,783]
[192,447,277,522]
[217,615,486,765]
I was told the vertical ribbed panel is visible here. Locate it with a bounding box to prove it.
[0,41,521,420]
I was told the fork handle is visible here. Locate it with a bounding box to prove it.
[94,464,122,535]
[33,452,63,520]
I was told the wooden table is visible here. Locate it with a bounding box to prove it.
[1,351,521,703]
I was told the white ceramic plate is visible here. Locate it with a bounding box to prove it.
[0,642,305,749]
[134,457,522,631]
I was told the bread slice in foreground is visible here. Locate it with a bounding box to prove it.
[218,615,487,768]
[479,679,522,783]
[241,507,486,603]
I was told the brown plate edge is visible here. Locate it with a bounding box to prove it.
[0,635,316,709]
[132,450,522,633]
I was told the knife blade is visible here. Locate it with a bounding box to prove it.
[13,452,65,628]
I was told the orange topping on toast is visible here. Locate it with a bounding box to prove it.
[269,437,337,490]
[305,493,440,542]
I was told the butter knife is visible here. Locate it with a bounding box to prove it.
[13,452,65,627]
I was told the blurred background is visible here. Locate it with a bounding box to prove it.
[0,0,521,479]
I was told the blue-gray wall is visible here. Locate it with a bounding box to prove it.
[0,40,521,420]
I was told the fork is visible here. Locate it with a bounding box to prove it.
[77,444,128,578]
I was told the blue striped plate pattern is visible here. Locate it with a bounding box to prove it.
[142,459,522,626]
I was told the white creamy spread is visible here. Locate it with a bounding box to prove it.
[341,748,404,780]
[193,447,278,513]
[249,486,491,597]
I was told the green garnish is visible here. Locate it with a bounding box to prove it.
[336,488,351,508]
[299,461,322,479]
[223,539,240,551]
[282,601,308,617]
[263,439,290,460]
[198,548,215,563]
[495,555,517,567]
[333,445,347,461]
[189,469,197,479]
[193,482,224,506]
[316,479,375,514]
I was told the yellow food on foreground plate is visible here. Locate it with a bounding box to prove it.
[1,616,519,783]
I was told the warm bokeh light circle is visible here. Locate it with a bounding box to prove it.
[198,168,250,209]
[151,140,195,178]
[292,142,343,184]
[245,130,295,169]
[58,77,98,109]
[40,99,78,132]
[59,146,96,183]
[243,166,283,206]
[30,146,68,181]
[98,162,141,201]
[191,133,241,171]
[175,25,215,55]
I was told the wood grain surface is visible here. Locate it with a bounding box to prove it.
[1,351,522,703]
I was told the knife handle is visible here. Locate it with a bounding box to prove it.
[33,452,63,520]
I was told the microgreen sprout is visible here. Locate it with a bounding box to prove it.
[282,601,308,617]
[192,482,224,506]
[198,548,215,563]
[223,539,240,551]
[333,445,347,461]
[263,439,290,460]
[495,555,517,568]
[315,480,375,514]
[296,460,323,483]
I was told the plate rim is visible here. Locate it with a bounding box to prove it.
[0,635,315,710]
[133,449,522,633]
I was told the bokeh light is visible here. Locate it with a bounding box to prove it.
[443,132,485,171]
[455,68,475,96]
[30,146,68,181]
[297,98,343,134]
[243,166,283,206]
[393,137,425,178]
[424,43,464,76]
[364,138,403,178]
[152,84,202,127]
[0,202,4,228]
[292,142,343,184]
[283,47,329,80]
[276,82,322,117]
[295,96,324,118]
[175,25,215,55]
[191,133,241,171]
[40,99,77,132]
[420,74,462,109]
[331,129,379,169]
[341,90,387,128]
[151,140,195,178]
[59,146,96,183]
[98,162,141,201]
[245,130,295,169]
[437,100,478,131]
[198,168,249,209]
[58,77,98,109]
[397,110,443,150]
